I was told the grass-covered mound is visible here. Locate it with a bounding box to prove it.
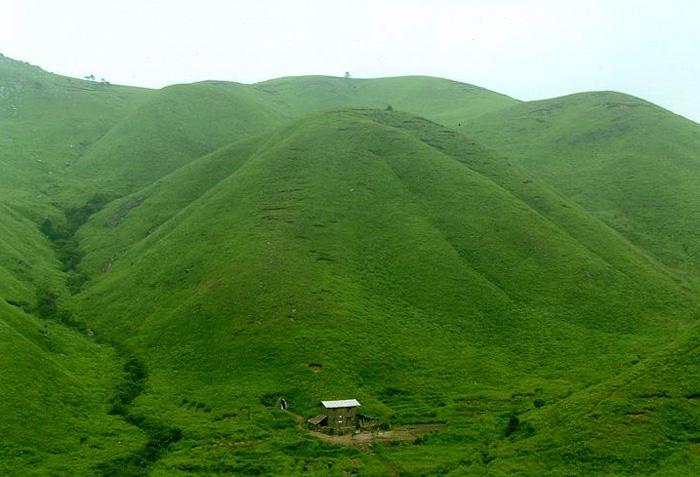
[70,83,284,198]
[0,54,149,218]
[253,74,518,125]
[466,91,700,279]
[72,109,698,474]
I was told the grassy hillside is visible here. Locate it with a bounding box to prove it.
[71,109,698,475]
[0,299,146,476]
[253,75,518,126]
[69,83,284,199]
[0,202,66,308]
[0,59,528,476]
[466,91,700,280]
[489,321,700,476]
[67,75,517,201]
[76,137,265,278]
[3,55,700,475]
[0,53,150,218]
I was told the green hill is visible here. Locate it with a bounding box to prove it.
[253,75,518,125]
[488,321,700,476]
[0,299,146,476]
[72,109,698,475]
[69,82,284,199]
[466,91,700,280]
[2,56,700,475]
[66,75,517,201]
[0,202,64,308]
[0,54,150,218]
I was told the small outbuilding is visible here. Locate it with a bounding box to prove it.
[308,399,361,433]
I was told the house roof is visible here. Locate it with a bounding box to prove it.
[320,399,361,409]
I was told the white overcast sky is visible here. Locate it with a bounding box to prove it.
[2,0,699,121]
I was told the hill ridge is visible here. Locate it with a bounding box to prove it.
[2,55,700,476]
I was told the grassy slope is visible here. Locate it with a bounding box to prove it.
[0,56,153,475]
[73,110,699,475]
[76,137,266,277]
[489,322,700,476]
[253,75,518,126]
[0,202,65,308]
[67,75,518,201]
[3,55,700,475]
[0,192,145,476]
[0,59,524,475]
[0,299,145,476]
[0,54,151,218]
[69,83,285,199]
[466,92,700,279]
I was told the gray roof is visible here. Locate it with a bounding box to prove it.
[320,399,361,409]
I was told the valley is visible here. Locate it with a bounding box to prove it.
[2,53,700,476]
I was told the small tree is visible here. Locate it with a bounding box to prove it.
[344,71,351,79]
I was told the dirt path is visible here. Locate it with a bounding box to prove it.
[286,410,445,448]
[308,423,446,449]
[285,410,445,475]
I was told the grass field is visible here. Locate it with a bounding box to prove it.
[2,54,700,475]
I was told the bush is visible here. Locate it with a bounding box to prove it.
[505,413,520,437]
[110,356,146,414]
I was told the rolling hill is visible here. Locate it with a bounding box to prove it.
[0,300,145,476]
[466,91,700,280]
[2,55,700,475]
[0,53,150,218]
[489,320,700,476]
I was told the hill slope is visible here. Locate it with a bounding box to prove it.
[0,54,150,218]
[466,92,700,279]
[489,321,700,476]
[3,56,700,475]
[0,298,145,476]
[71,109,698,475]
[69,83,284,199]
[67,75,518,201]
[253,75,518,126]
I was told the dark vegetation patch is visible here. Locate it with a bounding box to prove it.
[260,392,286,408]
[180,398,212,413]
[107,196,145,227]
[504,412,535,439]
[40,194,112,293]
[638,391,671,399]
[109,355,146,415]
[379,387,409,400]
[98,351,182,476]
[34,288,82,327]
[95,417,182,477]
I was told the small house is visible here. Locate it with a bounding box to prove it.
[308,399,361,433]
